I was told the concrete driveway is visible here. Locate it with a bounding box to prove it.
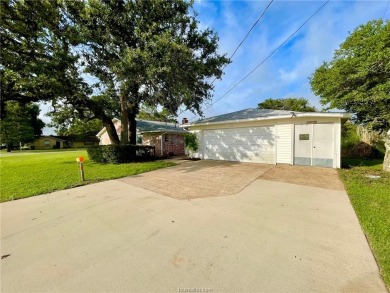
[1,161,386,292]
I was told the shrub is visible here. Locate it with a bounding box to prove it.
[87,145,155,164]
[341,122,360,153]
[348,142,379,158]
[184,133,199,153]
[342,122,386,159]
[373,140,386,158]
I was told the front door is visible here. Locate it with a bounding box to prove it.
[294,123,334,168]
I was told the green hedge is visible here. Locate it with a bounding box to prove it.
[87,145,155,164]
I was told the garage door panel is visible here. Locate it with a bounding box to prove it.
[204,126,275,164]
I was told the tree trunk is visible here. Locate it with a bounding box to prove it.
[102,115,119,145]
[84,100,120,145]
[384,141,390,172]
[128,107,137,145]
[128,85,139,145]
[120,95,129,144]
[6,144,11,152]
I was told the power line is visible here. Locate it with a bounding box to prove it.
[189,0,330,122]
[383,0,390,18]
[177,0,273,118]
[209,0,274,85]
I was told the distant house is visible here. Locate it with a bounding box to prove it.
[30,136,67,150]
[30,133,99,150]
[97,119,187,156]
[53,132,100,148]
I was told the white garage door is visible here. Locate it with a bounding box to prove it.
[203,126,275,164]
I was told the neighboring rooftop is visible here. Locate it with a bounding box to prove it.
[137,119,186,133]
[97,119,187,138]
[52,133,100,143]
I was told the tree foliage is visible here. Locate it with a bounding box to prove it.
[1,0,122,144]
[0,0,84,108]
[138,104,177,123]
[258,98,316,112]
[184,133,199,154]
[1,0,229,147]
[0,102,45,151]
[311,19,390,131]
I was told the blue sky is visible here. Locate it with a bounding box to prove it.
[41,0,389,134]
[177,0,390,122]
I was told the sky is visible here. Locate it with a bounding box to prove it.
[40,0,390,135]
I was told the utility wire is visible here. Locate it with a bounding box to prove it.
[189,0,330,122]
[209,0,274,86]
[177,0,273,118]
[230,0,274,61]
[383,0,390,18]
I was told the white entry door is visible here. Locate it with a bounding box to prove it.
[203,126,275,164]
[294,123,334,168]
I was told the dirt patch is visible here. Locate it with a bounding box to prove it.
[119,160,272,199]
[259,164,345,190]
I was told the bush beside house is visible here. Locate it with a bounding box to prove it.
[87,145,155,164]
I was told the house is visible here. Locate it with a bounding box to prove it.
[182,108,351,168]
[29,134,99,150]
[97,119,187,156]
[30,136,68,150]
[54,133,100,148]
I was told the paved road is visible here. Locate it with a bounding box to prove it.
[1,162,386,292]
[0,150,82,157]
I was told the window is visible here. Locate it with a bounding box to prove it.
[44,139,50,146]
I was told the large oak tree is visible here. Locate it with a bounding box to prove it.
[2,0,229,146]
[64,0,229,144]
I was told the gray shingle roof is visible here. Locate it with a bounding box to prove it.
[137,120,187,133]
[192,108,301,124]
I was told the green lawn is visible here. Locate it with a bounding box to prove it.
[339,158,390,289]
[0,150,175,202]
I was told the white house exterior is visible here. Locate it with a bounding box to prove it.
[183,109,351,168]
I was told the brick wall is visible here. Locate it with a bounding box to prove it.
[142,133,185,156]
[163,133,185,156]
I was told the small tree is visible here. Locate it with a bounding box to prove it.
[0,102,44,152]
[310,19,390,131]
[310,19,390,171]
[184,133,199,157]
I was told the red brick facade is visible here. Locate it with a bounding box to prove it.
[142,133,185,156]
